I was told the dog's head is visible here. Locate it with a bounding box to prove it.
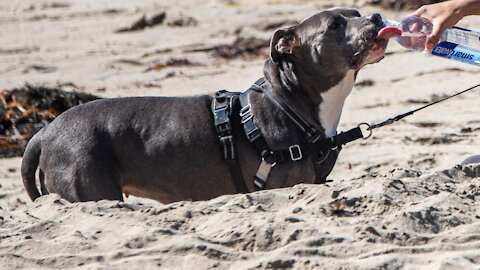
[270,8,388,74]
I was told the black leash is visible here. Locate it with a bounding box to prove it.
[366,83,480,132]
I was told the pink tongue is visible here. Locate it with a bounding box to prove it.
[376,26,402,40]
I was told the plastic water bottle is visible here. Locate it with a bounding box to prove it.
[382,16,480,66]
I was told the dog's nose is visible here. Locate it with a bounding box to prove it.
[367,13,383,26]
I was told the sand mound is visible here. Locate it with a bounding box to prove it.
[2,0,480,269]
[1,165,478,269]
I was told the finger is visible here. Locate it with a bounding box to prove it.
[426,23,442,50]
[410,21,421,32]
[426,36,440,51]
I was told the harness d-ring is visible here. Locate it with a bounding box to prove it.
[329,137,339,151]
[358,122,372,140]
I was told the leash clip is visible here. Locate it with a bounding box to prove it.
[358,122,372,140]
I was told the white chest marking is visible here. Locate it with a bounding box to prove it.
[318,71,356,137]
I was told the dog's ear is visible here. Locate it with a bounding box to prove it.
[270,27,301,64]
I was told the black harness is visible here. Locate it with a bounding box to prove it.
[212,80,480,192]
[212,78,369,192]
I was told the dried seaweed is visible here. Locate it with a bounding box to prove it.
[143,58,202,72]
[355,79,375,88]
[116,12,166,33]
[213,37,269,59]
[0,86,100,158]
[253,19,299,31]
[364,0,446,11]
[185,37,269,59]
[166,16,198,27]
[403,134,465,145]
[405,93,452,105]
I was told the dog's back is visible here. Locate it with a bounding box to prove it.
[21,96,247,202]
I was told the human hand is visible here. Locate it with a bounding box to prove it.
[411,0,466,50]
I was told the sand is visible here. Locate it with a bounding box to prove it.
[1,0,479,269]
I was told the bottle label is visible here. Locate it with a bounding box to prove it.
[432,41,480,66]
[446,27,480,51]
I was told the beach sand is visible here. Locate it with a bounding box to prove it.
[1,0,479,269]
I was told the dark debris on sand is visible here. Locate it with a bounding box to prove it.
[185,37,269,59]
[365,0,446,10]
[143,58,203,72]
[0,86,100,158]
[253,19,299,31]
[116,12,166,33]
[214,37,269,59]
[166,16,198,27]
[116,12,197,33]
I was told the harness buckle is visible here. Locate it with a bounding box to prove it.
[239,104,251,117]
[289,145,302,161]
[240,103,261,141]
[220,135,235,160]
[241,114,253,124]
[214,106,230,127]
[217,123,231,133]
[220,135,234,145]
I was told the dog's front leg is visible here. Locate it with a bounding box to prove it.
[264,158,316,188]
[313,149,341,184]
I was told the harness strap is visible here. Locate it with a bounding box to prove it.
[239,90,273,190]
[252,79,321,143]
[212,90,249,193]
[267,97,318,142]
[241,89,364,162]
[239,79,368,190]
[277,125,364,158]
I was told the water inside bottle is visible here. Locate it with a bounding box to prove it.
[384,17,432,51]
[396,35,429,52]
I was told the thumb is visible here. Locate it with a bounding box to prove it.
[410,5,429,18]
[410,8,423,17]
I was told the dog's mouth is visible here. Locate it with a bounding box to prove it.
[350,26,401,69]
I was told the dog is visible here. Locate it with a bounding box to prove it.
[461,155,480,165]
[21,8,390,203]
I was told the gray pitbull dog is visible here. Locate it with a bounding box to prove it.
[22,8,389,203]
